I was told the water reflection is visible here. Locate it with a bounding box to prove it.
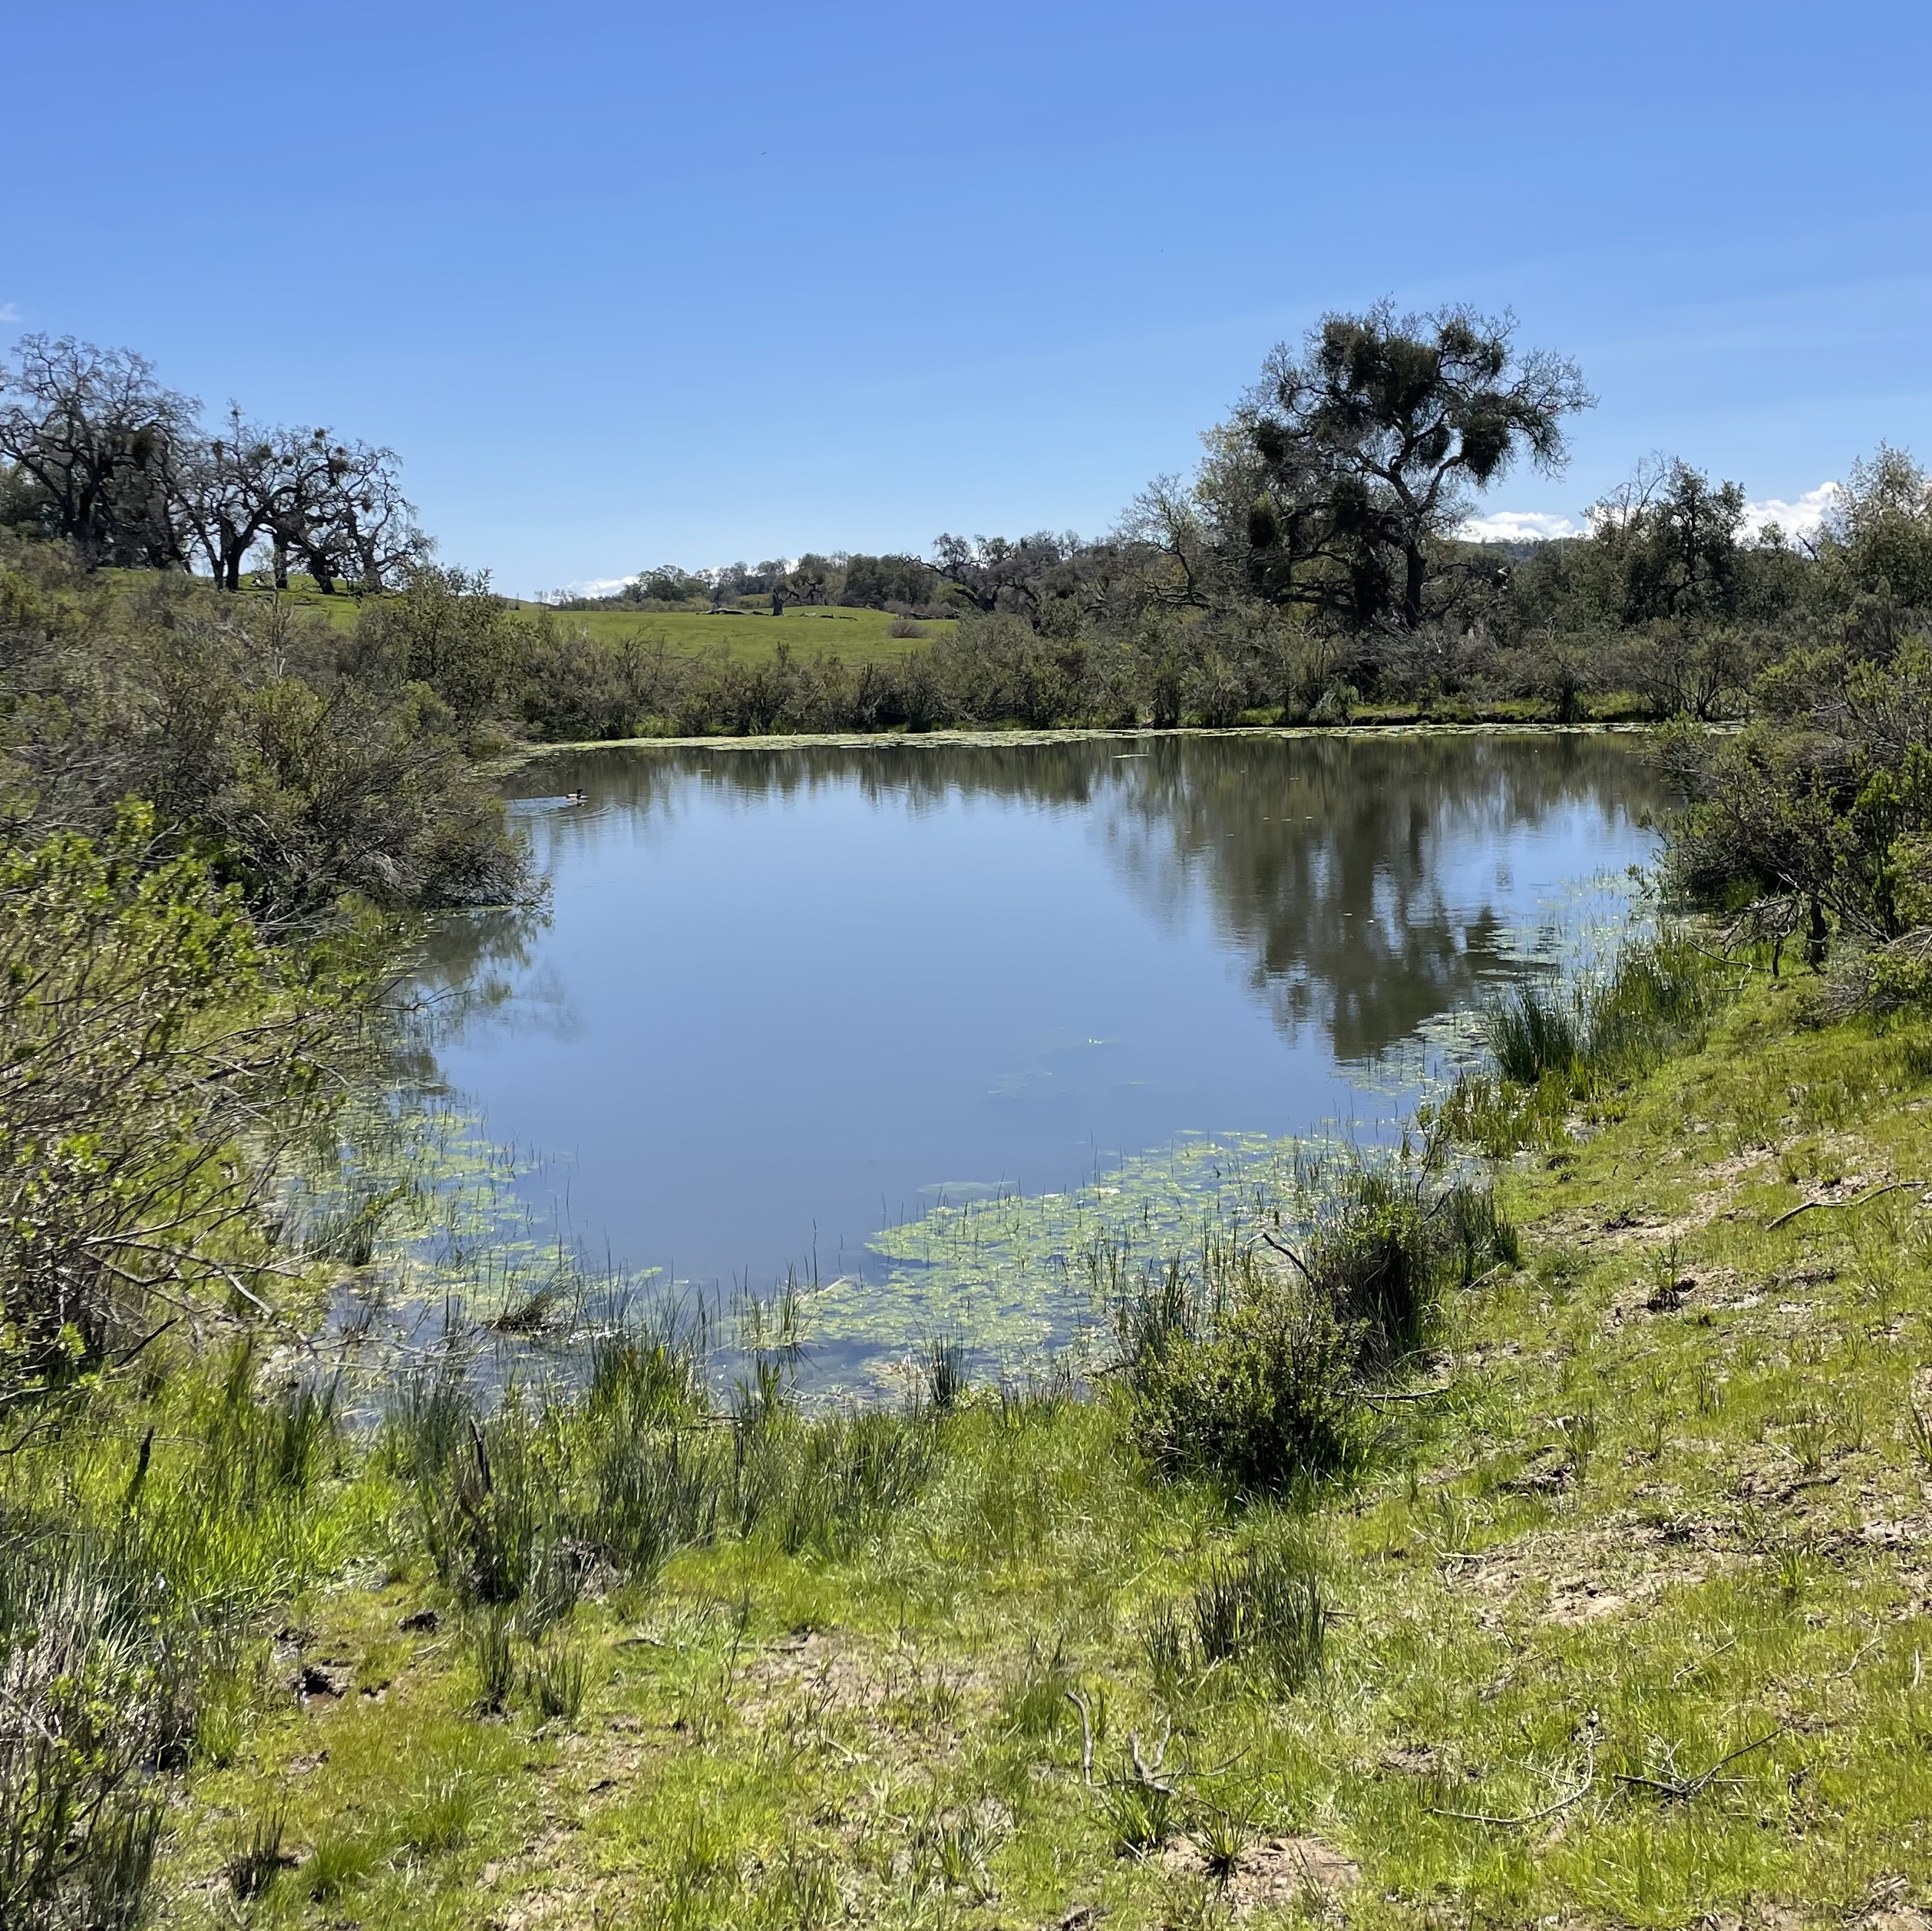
[421,731,1663,1289]
[481,733,1661,1062]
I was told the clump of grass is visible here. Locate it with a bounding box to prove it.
[1196,1803,1254,1879]
[384,1301,939,1612]
[659,1815,738,1925]
[1584,929,1732,1069]
[401,1771,481,1857]
[1907,1394,1932,1471]
[1098,1774,1177,1857]
[1116,1160,1514,1494]
[1141,1604,1191,1698]
[466,1607,517,1712]
[525,1641,588,1724]
[1119,1246,1364,1492]
[746,1408,937,1558]
[304,1833,380,1903]
[923,1335,968,1414]
[225,1806,290,1900]
[388,1374,575,1611]
[1450,930,1737,1153]
[910,1805,993,1896]
[999,1633,1076,1737]
[1190,1539,1327,1689]
[761,1834,841,1926]
[1485,981,1582,1083]
[1557,1405,1600,1482]
[587,1418,723,1584]
[0,1541,196,1930]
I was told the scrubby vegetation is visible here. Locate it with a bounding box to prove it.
[1115,1164,1518,1494]
[13,317,1932,744]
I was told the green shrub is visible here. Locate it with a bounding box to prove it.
[1117,1164,1514,1493]
[0,1538,195,1930]
[1119,1249,1365,1492]
[0,810,356,1375]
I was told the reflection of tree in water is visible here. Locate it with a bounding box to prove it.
[400,899,560,1084]
[1095,735,1665,1061]
[495,733,1663,1064]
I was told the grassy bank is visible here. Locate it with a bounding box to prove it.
[54,960,1917,1930]
[494,717,1660,765]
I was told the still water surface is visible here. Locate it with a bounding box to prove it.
[421,732,1666,1325]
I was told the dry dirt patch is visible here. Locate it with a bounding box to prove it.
[1163,1833,1360,1917]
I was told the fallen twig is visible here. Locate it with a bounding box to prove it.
[1065,1689,1095,1787]
[1259,1229,1318,1288]
[1128,1723,1177,1794]
[1670,1636,1737,1686]
[1768,1179,1924,1230]
[1613,1725,1785,1802]
[1428,1720,1597,1827]
[1358,1380,1455,1409]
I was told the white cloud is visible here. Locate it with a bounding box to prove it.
[1459,484,1844,550]
[0,303,20,323]
[560,576,632,599]
[1457,509,1580,544]
[1739,480,1838,543]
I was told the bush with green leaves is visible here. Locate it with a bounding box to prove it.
[1665,641,1932,992]
[1116,1164,1514,1493]
[0,536,526,916]
[0,807,365,1377]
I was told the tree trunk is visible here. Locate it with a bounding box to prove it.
[1402,545,1427,631]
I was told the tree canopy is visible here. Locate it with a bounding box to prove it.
[0,334,424,592]
[1203,304,1593,632]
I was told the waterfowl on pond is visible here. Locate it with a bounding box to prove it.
[563,789,586,806]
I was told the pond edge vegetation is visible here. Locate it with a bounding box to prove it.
[12,305,1932,1925]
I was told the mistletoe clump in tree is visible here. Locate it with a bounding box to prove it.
[1206,303,1593,633]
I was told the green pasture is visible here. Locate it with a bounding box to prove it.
[240,579,958,665]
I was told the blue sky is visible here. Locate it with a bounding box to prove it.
[5,0,1928,596]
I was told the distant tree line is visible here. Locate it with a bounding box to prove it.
[0,334,424,592]
[554,303,1932,738]
[11,305,1932,754]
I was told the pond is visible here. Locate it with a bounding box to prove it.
[416,731,1665,1377]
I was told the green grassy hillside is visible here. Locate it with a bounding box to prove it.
[245,580,958,665]
[544,605,959,665]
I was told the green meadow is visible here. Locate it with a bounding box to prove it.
[251,579,959,665]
